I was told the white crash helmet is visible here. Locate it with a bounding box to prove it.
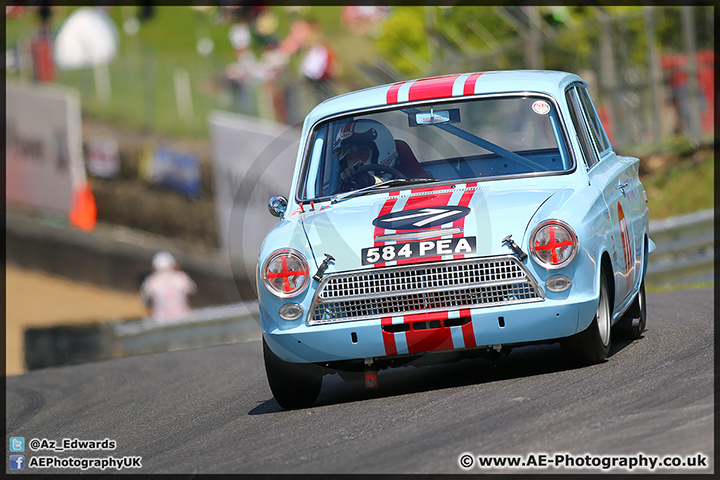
[332,119,398,167]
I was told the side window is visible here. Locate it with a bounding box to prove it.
[577,86,612,154]
[565,86,599,169]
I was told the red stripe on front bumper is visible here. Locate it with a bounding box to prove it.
[403,311,453,354]
[381,316,398,356]
[459,308,476,348]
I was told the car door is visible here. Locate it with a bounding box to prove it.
[565,84,637,307]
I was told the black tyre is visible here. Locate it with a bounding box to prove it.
[562,273,611,365]
[263,338,322,409]
[614,279,646,340]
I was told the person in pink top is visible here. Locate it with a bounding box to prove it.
[140,252,196,323]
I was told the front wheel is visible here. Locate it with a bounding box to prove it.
[263,338,322,409]
[561,273,611,365]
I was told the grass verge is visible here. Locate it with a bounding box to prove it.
[646,281,714,294]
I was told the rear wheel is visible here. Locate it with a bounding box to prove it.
[263,338,322,409]
[614,279,646,340]
[562,273,611,365]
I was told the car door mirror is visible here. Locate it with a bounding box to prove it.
[268,195,288,218]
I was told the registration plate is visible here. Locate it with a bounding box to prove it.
[361,237,477,265]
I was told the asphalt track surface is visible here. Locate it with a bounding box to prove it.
[6,287,714,474]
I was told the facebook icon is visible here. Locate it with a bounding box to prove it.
[9,455,25,470]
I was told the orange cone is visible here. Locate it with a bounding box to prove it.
[69,181,97,231]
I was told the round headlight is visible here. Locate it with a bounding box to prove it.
[262,248,310,297]
[529,220,578,269]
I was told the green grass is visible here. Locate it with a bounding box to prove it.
[646,281,714,294]
[641,148,715,220]
[6,6,384,139]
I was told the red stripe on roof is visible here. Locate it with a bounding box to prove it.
[386,82,405,104]
[463,72,484,96]
[407,74,461,102]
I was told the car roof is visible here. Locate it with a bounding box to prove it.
[305,70,584,126]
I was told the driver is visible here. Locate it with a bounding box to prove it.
[332,119,399,189]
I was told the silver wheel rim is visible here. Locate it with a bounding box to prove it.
[597,282,610,346]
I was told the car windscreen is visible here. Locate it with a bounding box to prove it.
[298,95,573,202]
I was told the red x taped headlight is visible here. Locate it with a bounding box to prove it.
[262,249,310,297]
[529,220,578,269]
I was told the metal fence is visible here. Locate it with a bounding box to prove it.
[646,208,714,288]
[427,6,715,152]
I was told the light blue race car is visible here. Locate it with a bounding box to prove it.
[258,70,653,409]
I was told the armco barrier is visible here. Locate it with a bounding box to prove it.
[112,302,260,357]
[646,208,714,287]
[24,303,261,371]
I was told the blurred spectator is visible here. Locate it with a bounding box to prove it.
[340,5,389,36]
[140,252,196,323]
[668,63,689,135]
[225,15,295,123]
[299,20,338,105]
[225,22,260,116]
[278,19,312,56]
[6,5,26,18]
[277,19,313,124]
[257,45,291,123]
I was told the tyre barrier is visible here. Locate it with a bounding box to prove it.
[24,323,117,371]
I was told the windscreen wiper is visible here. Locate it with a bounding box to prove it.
[331,178,437,204]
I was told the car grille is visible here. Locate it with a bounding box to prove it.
[308,256,544,325]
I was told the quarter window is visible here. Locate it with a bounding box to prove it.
[565,86,599,169]
[577,87,612,154]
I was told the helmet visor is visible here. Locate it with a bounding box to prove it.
[333,141,371,161]
[332,128,377,161]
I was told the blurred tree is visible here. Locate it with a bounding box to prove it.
[374,7,430,76]
[371,5,709,80]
